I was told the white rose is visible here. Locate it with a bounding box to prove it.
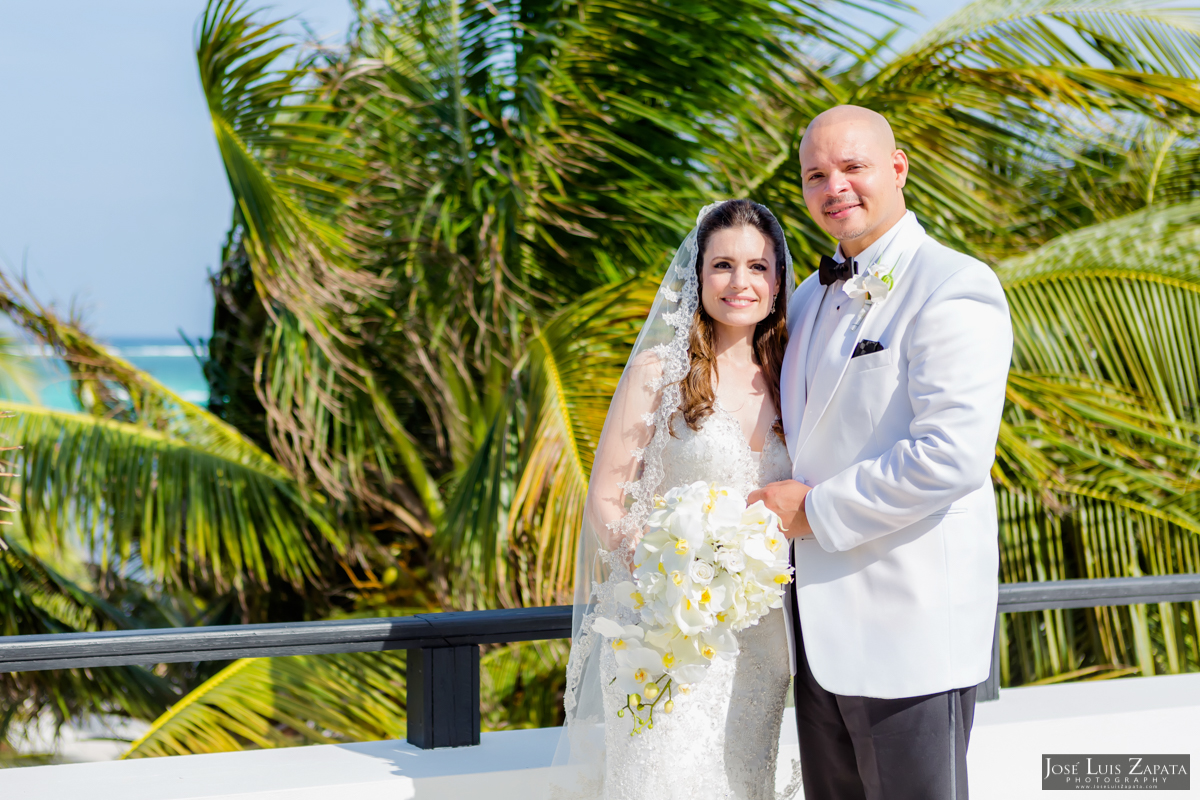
[689,559,715,584]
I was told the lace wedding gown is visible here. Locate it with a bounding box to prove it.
[598,402,799,800]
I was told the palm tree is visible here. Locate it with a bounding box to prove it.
[5,0,1200,756]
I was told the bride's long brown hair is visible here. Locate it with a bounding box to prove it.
[677,199,790,436]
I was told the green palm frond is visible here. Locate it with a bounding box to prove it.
[907,0,1200,78]
[122,650,407,758]
[999,200,1200,417]
[755,0,1200,265]
[505,277,659,607]
[1015,123,1200,236]
[198,2,442,536]
[435,384,518,610]
[0,335,38,405]
[0,272,284,469]
[887,0,1200,133]
[435,276,657,608]
[0,541,175,742]
[888,0,1200,243]
[0,270,344,597]
[992,202,1200,684]
[198,0,376,333]
[999,372,1200,529]
[0,403,336,591]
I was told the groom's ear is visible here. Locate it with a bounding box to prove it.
[892,149,909,190]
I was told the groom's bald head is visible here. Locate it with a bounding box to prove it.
[804,106,896,150]
[798,105,909,257]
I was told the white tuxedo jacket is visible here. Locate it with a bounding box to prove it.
[781,212,1012,699]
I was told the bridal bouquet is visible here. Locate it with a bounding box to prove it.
[593,481,793,734]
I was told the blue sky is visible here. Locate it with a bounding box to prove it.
[0,0,965,341]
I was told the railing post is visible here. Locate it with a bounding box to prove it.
[406,645,481,749]
[977,615,1001,702]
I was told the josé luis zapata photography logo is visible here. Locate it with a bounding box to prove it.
[1043,754,1190,790]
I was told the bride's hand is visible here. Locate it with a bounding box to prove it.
[747,480,814,539]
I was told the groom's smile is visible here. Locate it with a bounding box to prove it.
[823,196,863,221]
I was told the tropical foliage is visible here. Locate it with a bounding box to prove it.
[1,0,1199,758]
[993,201,1200,683]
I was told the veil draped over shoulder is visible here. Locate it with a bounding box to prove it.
[552,201,796,795]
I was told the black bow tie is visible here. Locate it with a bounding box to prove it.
[819,255,857,286]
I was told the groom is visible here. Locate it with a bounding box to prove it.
[749,105,1012,799]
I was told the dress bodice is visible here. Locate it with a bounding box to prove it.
[659,401,792,499]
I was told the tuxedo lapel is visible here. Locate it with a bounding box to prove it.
[791,293,871,458]
[783,285,825,462]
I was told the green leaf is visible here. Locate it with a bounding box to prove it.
[0,542,175,743]
[123,650,407,758]
[0,403,336,591]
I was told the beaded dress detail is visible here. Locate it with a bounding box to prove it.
[599,407,799,800]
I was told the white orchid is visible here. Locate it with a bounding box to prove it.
[700,628,739,660]
[672,601,709,636]
[613,580,645,610]
[715,547,746,573]
[843,261,896,304]
[592,616,646,644]
[614,642,666,696]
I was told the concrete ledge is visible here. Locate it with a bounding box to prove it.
[2,674,1197,799]
[0,727,568,800]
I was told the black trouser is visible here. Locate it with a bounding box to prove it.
[790,588,976,800]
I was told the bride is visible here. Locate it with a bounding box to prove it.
[555,200,801,800]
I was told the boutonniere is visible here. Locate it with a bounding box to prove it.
[844,262,898,331]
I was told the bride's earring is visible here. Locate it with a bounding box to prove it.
[771,293,778,312]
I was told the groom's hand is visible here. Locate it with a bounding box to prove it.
[747,480,814,539]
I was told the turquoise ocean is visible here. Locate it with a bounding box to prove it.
[29,338,209,411]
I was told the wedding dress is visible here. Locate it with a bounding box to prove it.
[554,202,802,800]
[598,403,799,800]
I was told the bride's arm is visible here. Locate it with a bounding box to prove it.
[584,353,664,552]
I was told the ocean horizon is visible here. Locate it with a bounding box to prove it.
[22,336,210,410]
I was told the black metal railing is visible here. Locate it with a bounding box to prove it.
[1,575,1198,748]
[977,573,1200,702]
[0,606,572,750]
